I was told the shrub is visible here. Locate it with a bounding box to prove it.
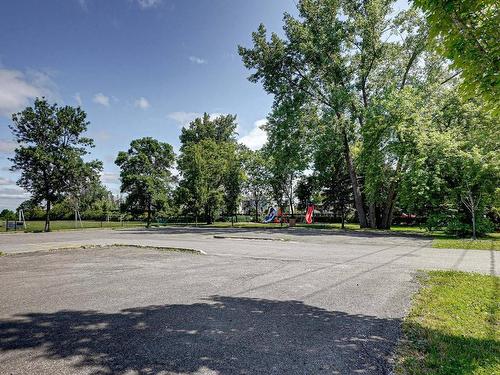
[424,213,448,231]
[445,216,495,237]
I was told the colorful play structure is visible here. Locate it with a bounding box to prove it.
[263,204,315,224]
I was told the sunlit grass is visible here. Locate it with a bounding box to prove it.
[0,220,146,233]
[396,271,500,374]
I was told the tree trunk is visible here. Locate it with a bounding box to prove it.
[471,206,477,240]
[146,206,151,228]
[44,201,51,232]
[255,199,259,222]
[342,130,368,227]
[380,162,402,229]
[368,204,377,229]
[381,190,397,230]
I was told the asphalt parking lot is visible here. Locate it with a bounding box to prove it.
[0,227,497,374]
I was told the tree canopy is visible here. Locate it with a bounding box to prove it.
[414,0,499,111]
[115,137,175,227]
[177,114,243,223]
[9,98,101,231]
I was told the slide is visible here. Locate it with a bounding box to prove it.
[305,205,314,224]
[263,207,277,223]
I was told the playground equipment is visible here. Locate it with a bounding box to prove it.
[263,207,277,223]
[305,204,314,224]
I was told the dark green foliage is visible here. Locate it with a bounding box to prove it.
[9,98,102,231]
[445,216,495,238]
[414,0,500,111]
[177,114,243,224]
[115,137,175,227]
[0,209,16,220]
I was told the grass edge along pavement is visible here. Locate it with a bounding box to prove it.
[159,221,499,251]
[0,220,146,233]
[0,244,205,257]
[395,270,500,375]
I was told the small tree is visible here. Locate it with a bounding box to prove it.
[177,114,240,224]
[115,137,175,227]
[243,149,270,222]
[0,209,16,221]
[10,98,100,231]
[452,148,498,239]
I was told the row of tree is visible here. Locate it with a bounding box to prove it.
[5,0,499,238]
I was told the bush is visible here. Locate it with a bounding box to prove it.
[424,213,448,231]
[445,216,495,237]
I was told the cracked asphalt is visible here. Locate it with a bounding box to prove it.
[0,227,497,374]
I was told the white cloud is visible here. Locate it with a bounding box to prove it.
[0,69,56,117]
[167,111,231,128]
[168,111,202,128]
[0,139,17,153]
[134,97,150,110]
[0,177,14,185]
[77,0,88,11]
[189,56,207,65]
[74,93,83,106]
[137,0,162,9]
[239,119,268,150]
[0,186,30,210]
[93,93,110,107]
[100,171,120,184]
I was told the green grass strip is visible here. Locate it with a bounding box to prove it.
[396,271,500,374]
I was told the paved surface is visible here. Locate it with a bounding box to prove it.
[0,227,498,374]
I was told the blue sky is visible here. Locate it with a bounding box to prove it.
[0,0,298,209]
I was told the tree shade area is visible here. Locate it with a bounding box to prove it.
[3,0,499,239]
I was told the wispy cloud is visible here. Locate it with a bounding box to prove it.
[0,68,57,117]
[239,119,268,150]
[167,111,229,128]
[189,56,207,65]
[93,93,110,107]
[136,0,162,9]
[100,171,120,184]
[74,92,83,106]
[0,177,15,185]
[77,0,88,11]
[168,111,202,128]
[0,139,17,154]
[134,97,150,110]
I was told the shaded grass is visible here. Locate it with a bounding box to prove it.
[396,271,500,375]
[160,221,425,233]
[0,220,146,233]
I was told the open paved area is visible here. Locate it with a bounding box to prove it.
[0,227,498,374]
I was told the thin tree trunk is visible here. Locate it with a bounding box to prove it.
[342,130,368,228]
[146,207,151,228]
[381,162,402,229]
[255,199,259,222]
[44,201,51,232]
[471,209,477,240]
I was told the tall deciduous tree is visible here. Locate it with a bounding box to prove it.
[9,98,101,231]
[414,0,499,111]
[243,149,271,222]
[115,137,175,227]
[239,0,434,228]
[177,114,241,224]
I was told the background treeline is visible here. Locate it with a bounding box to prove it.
[3,0,499,238]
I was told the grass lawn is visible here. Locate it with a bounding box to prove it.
[396,271,499,375]
[0,220,146,233]
[160,221,424,233]
[432,233,500,251]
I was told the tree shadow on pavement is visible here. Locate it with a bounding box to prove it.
[0,296,399,374]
